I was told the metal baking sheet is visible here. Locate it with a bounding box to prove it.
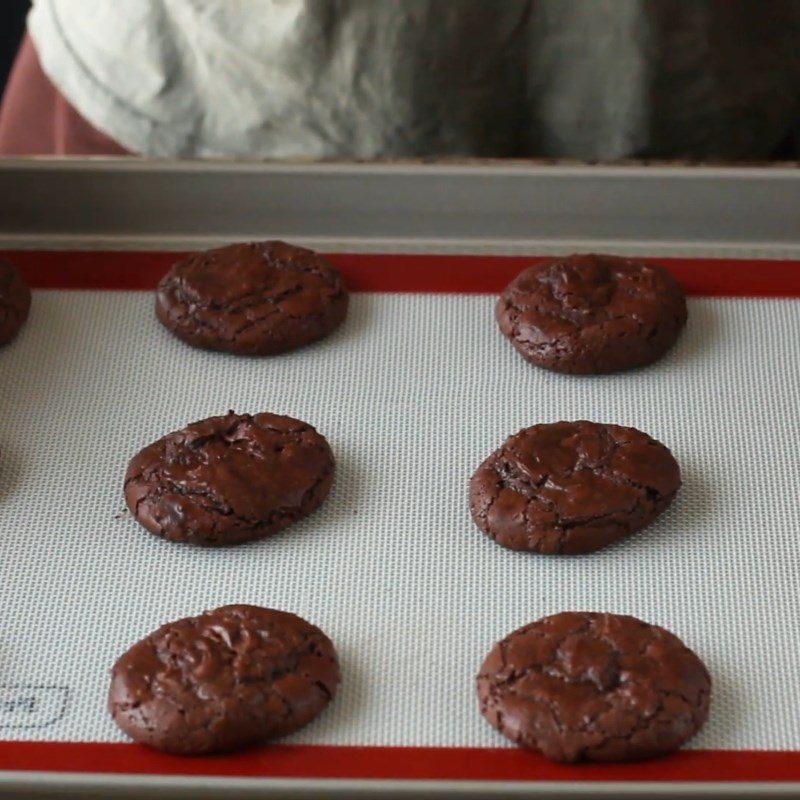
[0,161,799,800]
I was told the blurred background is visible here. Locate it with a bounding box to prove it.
[0,1,27,97]
[1,0,798,161]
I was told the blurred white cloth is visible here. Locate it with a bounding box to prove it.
[28,0,800,159]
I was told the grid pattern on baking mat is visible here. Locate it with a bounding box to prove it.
[0,251,798,783]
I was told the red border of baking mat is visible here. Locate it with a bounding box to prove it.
[1,743,799,782]
[2,250,800,296]
[2,250,799,783]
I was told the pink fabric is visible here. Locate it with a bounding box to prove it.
[0,35,129,156]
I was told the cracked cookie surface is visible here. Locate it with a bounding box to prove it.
[469,421,680,554]
[496,254,687,373]
[0,259,31,345]
[124,411,334,546]
[109,604,340,754]
[477,612,710,763]
[156,240,348,355]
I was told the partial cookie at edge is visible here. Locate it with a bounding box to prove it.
[0,259,31,345]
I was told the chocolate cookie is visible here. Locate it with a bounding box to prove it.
[496,254,687,373]
[0,259,31,345]
[477,612,711,763]
[156,241,348,355]
[469,421,680,554]
[109,605,340,755]
[124,411,334,546]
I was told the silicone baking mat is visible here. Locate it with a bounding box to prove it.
[0,250,799,786]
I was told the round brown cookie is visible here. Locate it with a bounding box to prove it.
[109,605,340,755]
[0,259,31,345]
[124,411,334,546]
[469,421,680,554]
[477,612,711,763]
[496,254,687,373]
[156,240,348,355]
